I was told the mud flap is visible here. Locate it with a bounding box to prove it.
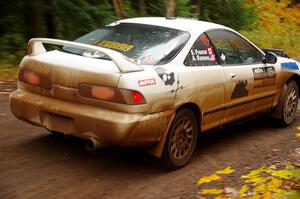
[272,84,287,119]
[147,113,175,158]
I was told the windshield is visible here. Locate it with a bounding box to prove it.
[62,23,190,65]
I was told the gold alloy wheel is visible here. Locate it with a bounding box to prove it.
[170,117,195,161]
[284,86,298,122]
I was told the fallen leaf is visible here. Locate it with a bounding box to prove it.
[244,176,267,184]
[265,170,292,179]
[241,166,266,179]
[296,133,300,137]
[216,166,235,175]
[261,191,272,199]
[239,185,249,196]
[200,188,224,195]
[297,126,300,130]
[197,174,221,185]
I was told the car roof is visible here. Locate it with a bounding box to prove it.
[117,17,229,32]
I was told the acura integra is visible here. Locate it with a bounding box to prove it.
[10,17,300,169]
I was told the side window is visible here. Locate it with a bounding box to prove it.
[184,33,218,66]
[206,30,263,65]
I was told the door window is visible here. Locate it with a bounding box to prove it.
[184,33,218,66]
[206,30,263,65]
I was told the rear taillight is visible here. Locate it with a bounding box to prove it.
[78,84,146,105]
[19,69,52,89]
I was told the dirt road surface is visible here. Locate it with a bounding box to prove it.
[0,85,299,199]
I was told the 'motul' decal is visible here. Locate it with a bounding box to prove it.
[138,78,156,87]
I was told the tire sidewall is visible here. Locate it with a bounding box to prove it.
[281,81,299,126]
[162,109,198,169]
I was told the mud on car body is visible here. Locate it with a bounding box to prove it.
[10,17,300,169]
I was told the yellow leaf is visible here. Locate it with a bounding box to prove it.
[296,133,300,137]
[297,126,300,130]
[241,166,266,179]
[239,185,249,196]
[267,177,282,191]
[265,170,292,179]
[253,184,266,193]
[201,188,224,195]
[216,166,235,175]
[261,191,272,199]
[197,174,221,185]
[244,177,267,184]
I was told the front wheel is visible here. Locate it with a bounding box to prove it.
[279,80,299,126]
[161,109,198,170]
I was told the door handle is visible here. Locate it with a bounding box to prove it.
[229,73,237,79]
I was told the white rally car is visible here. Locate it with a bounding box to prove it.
[10,17,300,169]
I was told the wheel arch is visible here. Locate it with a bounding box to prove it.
[175,103,202,132]
[287,74,300,98]
[272,74,300,119]
[147,102,202,158]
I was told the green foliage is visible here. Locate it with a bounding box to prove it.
[200,0,257,30]
[0,0,299,78]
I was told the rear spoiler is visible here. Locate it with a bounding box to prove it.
[261,48,289,58]
[27,38,144,73]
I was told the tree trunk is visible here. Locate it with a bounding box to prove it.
[166,0,176,17]
[194,0,201,19]
[139,0,148,16]
[44,0,57,38]
[112,0,126,19]
[24,0,44,38]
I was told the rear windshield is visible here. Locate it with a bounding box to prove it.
[62,23,190,65]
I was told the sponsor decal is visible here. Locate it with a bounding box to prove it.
[281,62,299,70]
[252,66,276,88]
[138,78,156,87]
[155,67,175,86]
[231,80,249,99]
[97,40,134,52]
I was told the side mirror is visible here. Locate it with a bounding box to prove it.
[263,51,277,64]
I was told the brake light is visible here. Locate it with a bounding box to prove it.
[23,71,40,85]
[132,91,143,104]
[79,84,146,105]
[19,69,52,89]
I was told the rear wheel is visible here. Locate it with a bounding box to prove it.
[162,109,198,170]
[279,80,298,126]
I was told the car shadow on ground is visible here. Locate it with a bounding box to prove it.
[17,112,298,177]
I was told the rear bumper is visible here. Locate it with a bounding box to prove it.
[9,89,174,147]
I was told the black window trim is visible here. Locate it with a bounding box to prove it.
[205,28,265,67]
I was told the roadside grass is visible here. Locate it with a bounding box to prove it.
[0,63,18,83]
[241,31,300,59]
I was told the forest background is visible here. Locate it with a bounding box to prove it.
[0,0,299,81]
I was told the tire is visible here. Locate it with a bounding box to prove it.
[161,109,198,170]
[48,130,64,138]
[279,80,299,126]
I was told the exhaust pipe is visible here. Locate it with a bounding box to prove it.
[84,138,106,151]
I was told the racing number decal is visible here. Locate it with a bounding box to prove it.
[252,66,276,88]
